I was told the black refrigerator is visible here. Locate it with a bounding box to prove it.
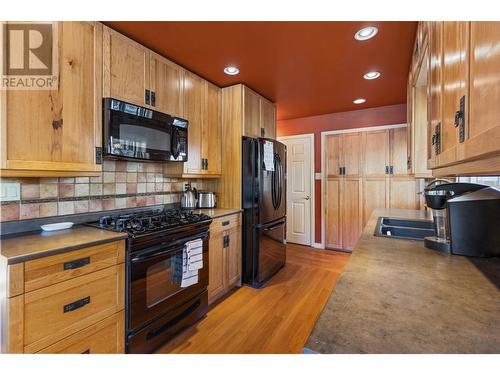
[242,137,286,288]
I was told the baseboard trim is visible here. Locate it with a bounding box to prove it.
[311,242,325,249]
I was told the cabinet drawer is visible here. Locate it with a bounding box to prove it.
[36,313,125,354]
[24,264,124,353]
[24,240,125,292]
[210,214,241,235]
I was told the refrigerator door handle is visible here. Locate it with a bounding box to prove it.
[262,222,285,231]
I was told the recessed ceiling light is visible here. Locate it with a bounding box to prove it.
[353,98,366,104]
[354,26,378,41]
[224,66,239,75]
[363,71,381,80]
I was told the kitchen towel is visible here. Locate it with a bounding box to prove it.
[186,238,203,271]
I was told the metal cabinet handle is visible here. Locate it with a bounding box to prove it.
[145,89,151,105]
[305,196,310,200]
[81,349,90,354]
[63,257,90,270]
[222,220,230,226]
[63,296,90,313]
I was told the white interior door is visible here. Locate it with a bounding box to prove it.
[279,136,313,246]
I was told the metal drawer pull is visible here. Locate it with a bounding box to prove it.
[81,349,90,354]
[63,257,90,270]
[222,220,230,226]
[63,296,90,313]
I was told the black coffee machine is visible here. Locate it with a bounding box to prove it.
[423,182,500,257]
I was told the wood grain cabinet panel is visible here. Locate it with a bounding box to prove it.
[183,71,204,174]
[465,22,500,161]
[343,133,362,177]
[325,178,343,249]
[260,98,276,139]
[363,178,389,227]
[1,21,102,176]
[36,313,124,354]
[243,88,261,138]
[149,53,184,117]
[202,82,222,175]
[390,127,410,176]
[341,178,363,251]
[325,135,343,177]
[428,21,443,168]
[23,264,124,353]
[389,178,419,210]
[363,130,390,177]
[439,21,469,166]
[103,26,149,106]
[207,214,242,305]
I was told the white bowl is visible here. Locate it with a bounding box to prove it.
[41,222,74,232]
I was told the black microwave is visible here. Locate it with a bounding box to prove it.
[103,98,188,162]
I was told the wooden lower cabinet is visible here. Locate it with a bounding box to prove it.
[325,178,343,249]
[363,178,389,227]
[389,178,420,210]
[1,240,125,354]
[208,214,242,305]
[36,313,124,354]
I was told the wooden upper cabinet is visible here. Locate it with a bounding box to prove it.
[103,26,149,106]
[325,134,343,177]
[465,22,500,161]
[428,21,443,168]
[243,87,261,138]
[342,133,362,177]
[440,21,469,165]
[363,130,390,177]
[149,53,184,117]
[390,127,409,176]
[183,71,204,174]
[260,98,276,139]
[1,21,102,176]
[202,82,222,175]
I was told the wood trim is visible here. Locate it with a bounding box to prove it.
[432,153,500,177]
[0,169,101,178]
[6,160,100,172]
[7,295,24,353]
[8,263,24,298]
[0,22,6,169]
[102,25,111,98]
[320,123,406,137]
[94,22,103,166]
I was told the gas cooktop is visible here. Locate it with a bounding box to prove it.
[87,208,211,237]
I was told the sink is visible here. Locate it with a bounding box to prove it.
[374,217,435,240]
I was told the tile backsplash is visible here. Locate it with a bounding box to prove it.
[0,160,217,222]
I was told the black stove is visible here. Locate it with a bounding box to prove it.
[88,208,211,237]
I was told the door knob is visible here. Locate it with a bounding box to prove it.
[304,196,310,200]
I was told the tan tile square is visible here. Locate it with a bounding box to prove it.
[39,202,58,217]
[21,183,40,199]
[127,184,137,194]
[40,177,58,184]
[116,183,127,195]
[146,173,155,183]
[102,199,115,211]
[75,177,90,183]
[74,184,90,197]
[103,172,115,183]
[137,172,147,182]
[146,163,156,173]
[146,183,155,193]
[90,184,103,196]
[103,160,116,171]
[115,198,127,209]
[90,175,103,183]
[20,203,40,219]
[1,203,20,221]
[58,201,74,215]
[58,184,75,198]
[115,172,127,183]
[103,183,116,195]
[89,199,103,212]
[115,161,127,172]
[74,200,89,213]
[127,173,137,183]
[59,177,75,183]
[136,196,147,206]
[40,183,58,199]
[136,163,146,172]
[137,183,147,194]
[126,197,137,207]
[127,162,138,172]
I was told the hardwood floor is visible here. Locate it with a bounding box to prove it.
[156,243,350,354]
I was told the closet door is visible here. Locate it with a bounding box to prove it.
[342,133,362,177]
[342,178,363,251]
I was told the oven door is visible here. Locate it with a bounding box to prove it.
[128,233,209,332]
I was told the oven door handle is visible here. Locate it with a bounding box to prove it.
[131,232,208,263]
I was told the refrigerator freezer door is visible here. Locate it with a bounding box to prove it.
[256,219,286,286]
[259,139,286,225]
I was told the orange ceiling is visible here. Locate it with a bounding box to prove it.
[105,21,417,120]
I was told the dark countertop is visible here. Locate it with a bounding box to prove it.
[0,226,127,264]
[305,208,500,354]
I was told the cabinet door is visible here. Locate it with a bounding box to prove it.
[149,53,183,117]
[2,21,101,174]
[103,26,149,106]
[428,21,443,168]
[325,178,343,249]
[225,226,242,287]
[466,22,500,161]
[363,130,390,177]
[183,71,203,174]
[342,133,362,177]
[208,230,225,304]
[390,127,409,176]
[389,178,419,210]
[363,178,389,227]
[202,82,222,175]
[407,75,414,174]
[325,134,343,177]
[260,98,276,139]
[243,87,260,138]
[440,21,469,165]
[342,178,363,251]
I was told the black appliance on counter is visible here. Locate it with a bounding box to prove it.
[242,137,286,288]
[423,182,500,257]
[103,98,188,162]
[88,208,212,353]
